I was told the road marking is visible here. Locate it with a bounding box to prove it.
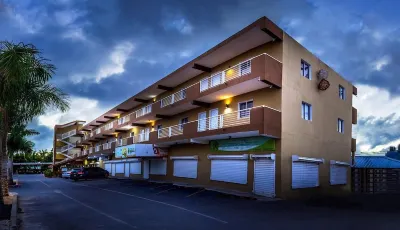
[37,180,51,188]
[151,184,170,190]
[61,180,228,224]
[186,189,205,198]
[155,187,176,195]
[53,189,137,229]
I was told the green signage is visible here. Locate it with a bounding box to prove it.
[210,136,275,152]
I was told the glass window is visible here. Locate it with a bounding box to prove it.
[301,102,312,121]
[338,119,344,133]
[301,60,311,79]
[239,100,253,118]
[339,85,345,100]
[179,117,188,130]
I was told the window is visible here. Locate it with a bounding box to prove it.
[238,100,253,118]
[338,118,344,133]
[301,102,312,121]
[339,85,345,100]
[301,60,311,79]
[179,117,188,130]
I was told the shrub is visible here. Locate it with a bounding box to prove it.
[43,169,53,178]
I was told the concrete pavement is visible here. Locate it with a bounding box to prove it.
[11,174,400,230]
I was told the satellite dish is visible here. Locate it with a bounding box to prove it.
[317,69,328,80]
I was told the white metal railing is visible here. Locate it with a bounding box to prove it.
[61,144,75,152]
[61,130,76,139]
[83,149,89,155]
[90,132,94,137]
[96,128,101,134]
[117,138,128,147]
[136,105,152,118]
[157,108,252,139]
[118,115,130,125]
[56,147,62,153]
[89,147,93,154]
[132,131,150,143]
[104,122,114,130]
[157,125,183,138]
[102,142,112,150]
[160,89,187,108]
[95,145,101,152]
[200,60,251,92]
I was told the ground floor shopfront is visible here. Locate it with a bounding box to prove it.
[102,136,351,199]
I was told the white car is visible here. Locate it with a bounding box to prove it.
[61,170,72,179]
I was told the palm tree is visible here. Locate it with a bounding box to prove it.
[7,124,38,184]
[0,41,69,203]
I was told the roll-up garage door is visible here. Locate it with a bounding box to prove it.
[124,163,130,177]
[115,163,124,174]
[130,162,141,174]
[330,160,350,185]
[252,154,275,197]
[105,163,111,173]
[292,155,324,189]
[150,159,167,175]
[171,156,198,179]
[209,154,248,184]
[112,164,116,176]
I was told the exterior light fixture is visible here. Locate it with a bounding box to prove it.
[225,104,230,109]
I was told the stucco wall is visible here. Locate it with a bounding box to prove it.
[280,33,353,198]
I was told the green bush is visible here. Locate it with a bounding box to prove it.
[43,169,53,178]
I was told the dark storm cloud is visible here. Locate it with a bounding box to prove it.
[1,0,400,150]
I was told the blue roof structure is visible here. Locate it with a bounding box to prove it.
[354,155,400,168]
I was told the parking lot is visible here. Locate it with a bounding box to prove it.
[13,174,400,230]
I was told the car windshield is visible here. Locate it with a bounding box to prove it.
[71,168,81,172]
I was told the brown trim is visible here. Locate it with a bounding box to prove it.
[131,123,147,127]
[155,114,171,119]
[191,100,210,108]
[192,63,212,72]
[116,108,129,112]
[351,138,357,153]
[352,107,357,125]
[89,125,99,127]
[82,129,91,132]
[115,129,129,133]
[353,86,358,96]
[157,85,174,91]
[104,116,118,119]
[134,98,150,103]
[96,121,106,124]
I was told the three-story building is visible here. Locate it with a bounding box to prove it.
[52,16,357,199]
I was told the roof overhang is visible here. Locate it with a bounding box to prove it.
[82,16,283,130]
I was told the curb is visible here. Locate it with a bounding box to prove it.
[10,193,18,230]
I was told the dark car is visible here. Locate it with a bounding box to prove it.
[70,167,109,181]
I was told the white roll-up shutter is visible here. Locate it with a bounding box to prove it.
[292,155,324,189]
[173,160,198,179]
[330,160,349,185]
[105,163,111,173]
[252,154,275,197]
[115,163,124,174]
[209,155,248,184]
[150,159,167,175]
[130,162,142,174]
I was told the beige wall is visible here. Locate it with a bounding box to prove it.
[280,33,353,198]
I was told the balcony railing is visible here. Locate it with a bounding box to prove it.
[95,145,101,152]
[160,89,187,108]
[95,128,101,134]
[117,138,128,147]
[136,105,152,118]
[200,60,251,92]
[157,125,183,138]
[90,132,94,137]
[104,122,114,130]
[132,132,149,143]
[83,149,89,155]
[157,108,252,139]
[89,147,94,154]
[118,115,130,125]
[60,130,76,139]
[61,144,75,152]
[102,142,112,150]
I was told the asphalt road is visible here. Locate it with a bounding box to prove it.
[11,174,400,230]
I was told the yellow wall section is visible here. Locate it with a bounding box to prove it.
[280,33,353,198]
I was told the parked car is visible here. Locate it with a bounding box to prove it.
[70,167,109,181]
[61,168,79,179]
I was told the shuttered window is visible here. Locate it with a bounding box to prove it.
[173,160,198,179]
[253,159,275,197]
[330,165,347,185]
[292,161,319,189]
[115,163,124,174]
[210,160,248,184]
[130,162,141,174]
[105,163,111,173]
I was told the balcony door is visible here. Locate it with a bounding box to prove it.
[209,109,219,130]
[198,112,207,131]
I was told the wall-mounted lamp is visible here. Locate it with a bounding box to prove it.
[225,104,230,109]
[151,126,154,129]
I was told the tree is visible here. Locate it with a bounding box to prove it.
[7,124,38,183]
[0,41,69,203]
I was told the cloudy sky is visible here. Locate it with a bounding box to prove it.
[0,0,399,153]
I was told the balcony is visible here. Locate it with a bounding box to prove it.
[57,129,77,140]
[136,105,152,118]
[88,142,116,157]
[160,89,186,108]
[149,106,281,146]
[89,147,94,154]
[118,115,130,126]
[60,144,75,152]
